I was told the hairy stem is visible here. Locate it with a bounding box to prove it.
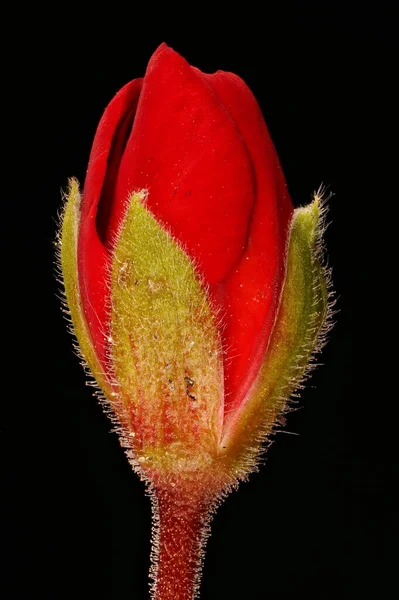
[150,485,211,600]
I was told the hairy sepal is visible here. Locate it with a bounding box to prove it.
[221,194,331,476]
[109,191,224,481]
[59,179,112,397]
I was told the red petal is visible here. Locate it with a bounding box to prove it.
[78,44,293,422]
[78,78,143,366]
[107,43,256,285]
[198,70,293,418]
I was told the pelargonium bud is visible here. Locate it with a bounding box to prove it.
[58,43,332,600]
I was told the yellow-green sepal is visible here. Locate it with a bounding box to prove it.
[109,192,224,471]
[221,194,331,477]
[58,179,111,397]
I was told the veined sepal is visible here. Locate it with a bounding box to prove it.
[109,191,225,478]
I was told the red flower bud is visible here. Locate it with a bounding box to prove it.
[78,43,293,418]
[58,43,332,600]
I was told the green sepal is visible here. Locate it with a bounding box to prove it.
[221,195,331,476]
[58,179,111,397]
[109,192,224,470]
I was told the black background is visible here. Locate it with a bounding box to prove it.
[1,5,396,599]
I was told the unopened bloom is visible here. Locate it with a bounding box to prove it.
[58,44,332,600]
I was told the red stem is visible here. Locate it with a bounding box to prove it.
[150,485,211,600]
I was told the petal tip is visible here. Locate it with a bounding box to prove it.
[146,42,188,76]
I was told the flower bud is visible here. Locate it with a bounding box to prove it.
[58,44,332,600]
